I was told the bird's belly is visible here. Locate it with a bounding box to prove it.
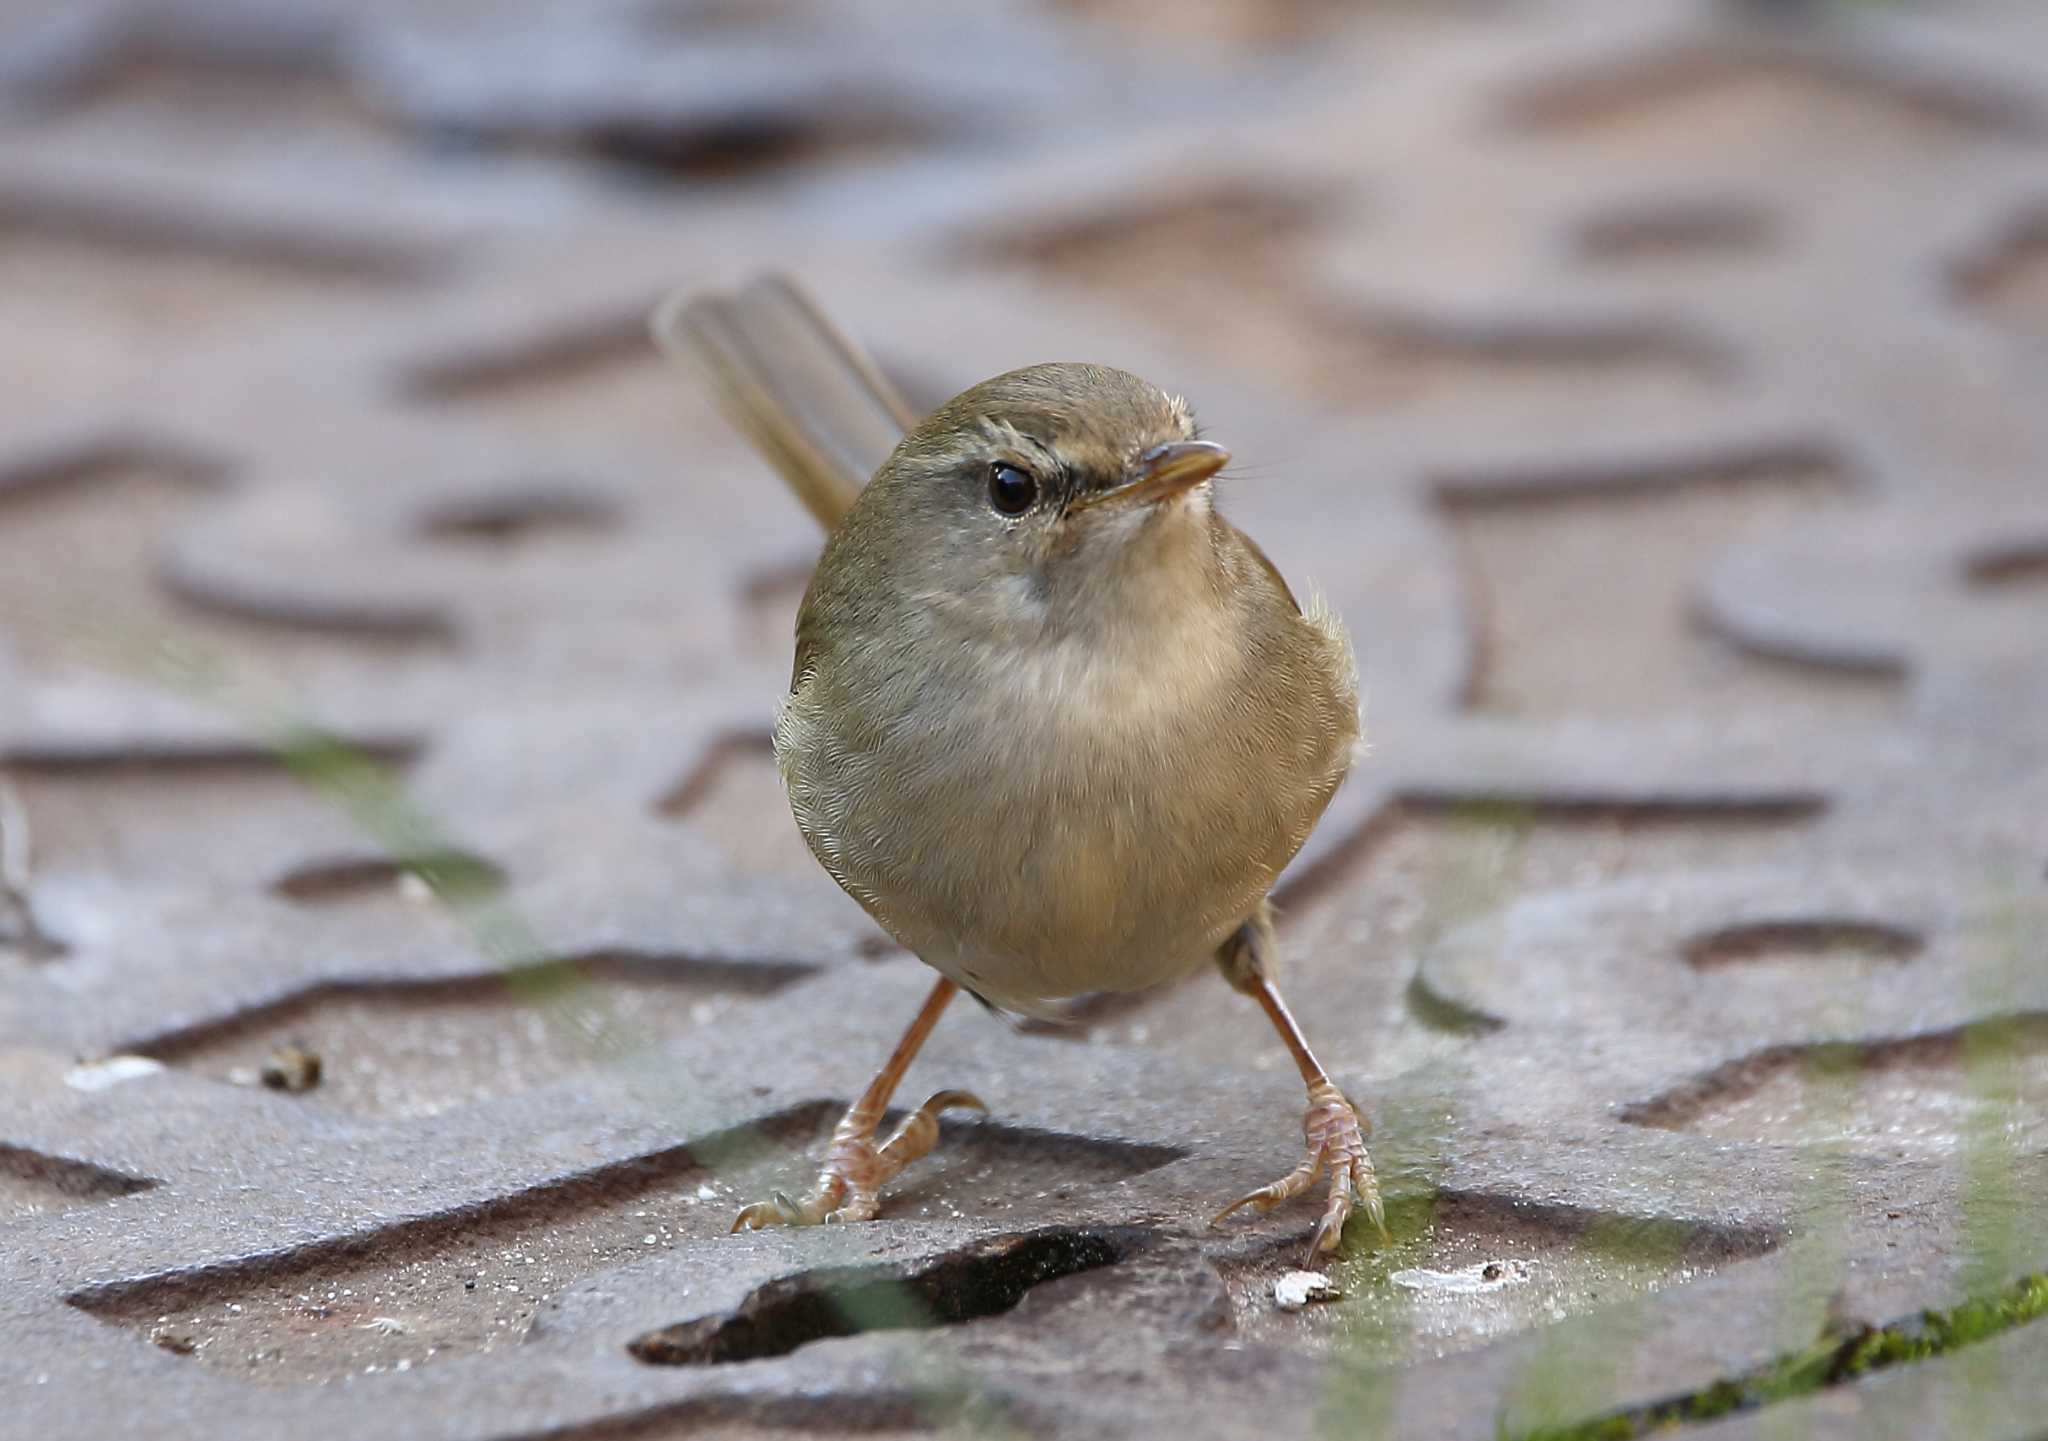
[783,639,1350,1013]
[866,759,1280,1009]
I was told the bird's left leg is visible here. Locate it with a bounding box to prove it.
[732,976,983,1230]
[1210,900,1385,1259]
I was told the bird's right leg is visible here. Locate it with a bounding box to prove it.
[732,976,985,1229]
[1210,902,1385,1259]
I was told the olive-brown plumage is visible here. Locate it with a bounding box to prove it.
[779,363,1358,1013]
[657,276,1383,1258]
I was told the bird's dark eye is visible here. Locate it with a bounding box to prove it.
[987,462,1038,516]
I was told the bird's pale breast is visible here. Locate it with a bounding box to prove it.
[777,571,1358,1015]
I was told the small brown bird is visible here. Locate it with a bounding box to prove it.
[655,275,1381,1256]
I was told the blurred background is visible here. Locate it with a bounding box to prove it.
[1,0,2045,1427]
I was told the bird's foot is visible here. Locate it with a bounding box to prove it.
[731,1089,986,1231]
[1211,1078,1385,1260]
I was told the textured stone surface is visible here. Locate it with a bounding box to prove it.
[1,0,2045,1436]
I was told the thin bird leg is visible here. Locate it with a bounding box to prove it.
[1210,903,1385,1260]
[733,976,985,1230]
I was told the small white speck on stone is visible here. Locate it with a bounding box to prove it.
[1274,1270,1340,1311]
[64,1055,165,1091]
[642,1234,658,1245]
[1391,1259,1533,1295]
[695,1183,718,1200]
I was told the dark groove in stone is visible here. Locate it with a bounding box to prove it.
[627,1225,1150,1365]
[0,179,447,280]
[1405,969,1507,1037]
[421,488,621,543]
[66,1102,842,1321]
[271,851,507,905]
[1966,542,2048,588]
[1431,436,1847,508]
[1503,45,2041,139]
[655,729,776,818]
[1356,308,1736,383]
[498,1391,942,1438]
[1,741,420,777]
[1619,1012,2048,1132]
[0,438,225,508]
[397,309,654,402]
[161,565,459,644]
[1951,207,2048,308]
[0,1143,156,1202]
[1577,198,1778,262]
[1277,793,1825,913]
[1397,792,1827,824]
[121,950,818,1062]
[1684,918,1922,969]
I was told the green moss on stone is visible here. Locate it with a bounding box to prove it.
[1503,1271,2048,1441]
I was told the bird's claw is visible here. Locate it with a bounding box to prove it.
[730,1189,813,1230]
[1211,1079,1384,1261]
[730,1089,987,1232]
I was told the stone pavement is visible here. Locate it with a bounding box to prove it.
[1,0,2045,1435]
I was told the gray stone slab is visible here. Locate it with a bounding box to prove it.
[3,0,2047,1436]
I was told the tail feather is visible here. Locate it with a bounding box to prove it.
[652,272,914,531]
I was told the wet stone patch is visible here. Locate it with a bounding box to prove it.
[1214,1191,1774,1365]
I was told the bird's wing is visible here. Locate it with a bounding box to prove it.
[1230,523,1302,615]
[650,272,916,531]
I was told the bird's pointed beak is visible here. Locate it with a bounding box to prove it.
[1074,440,1230,511]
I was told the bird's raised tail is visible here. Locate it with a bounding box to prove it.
[651,273,916,531]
